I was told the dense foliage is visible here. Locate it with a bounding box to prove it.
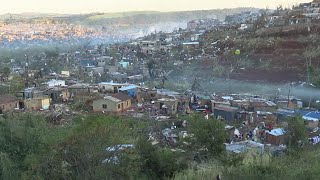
[0,113,318,180]
[0,113,188,179]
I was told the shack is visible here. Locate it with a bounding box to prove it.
[0,94,19,113]
[119,85,138,98]
[265,128,286,145]
[250,100,277,113]
[68,83,92,97]
[98,82,128,94]
[155,97,178,115]
[24,97,51,111]
[182,42,200,50]
[213,106,238,121]
[93,93,131,113]
[276,109,320,129]
[45,79,66,88]
[302,111,320,129]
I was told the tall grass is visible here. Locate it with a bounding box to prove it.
[173,147,320,180]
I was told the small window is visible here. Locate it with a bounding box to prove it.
[102,104,107,109]
[118,104,121,109]
[126,101,129,106]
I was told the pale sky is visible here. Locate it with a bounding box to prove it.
[0,0,309,14]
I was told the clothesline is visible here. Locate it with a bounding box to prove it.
[309,135,320,145]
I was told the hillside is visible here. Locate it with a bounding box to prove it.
[0,8,259,27]
[197,23,320,83]
[80,8,259,26]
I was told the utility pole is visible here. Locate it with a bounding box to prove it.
[287,88,291,108]
[308,97,312,109]
[24,54,29,87]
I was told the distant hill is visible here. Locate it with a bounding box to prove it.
[0,8,259,25]
[79,8,260,26]
[63,8,259,33]
[0,8,260,47]
[86,11,160,20]
[0,13,71,20]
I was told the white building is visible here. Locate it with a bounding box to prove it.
[46,79,66,87]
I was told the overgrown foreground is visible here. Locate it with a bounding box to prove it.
[0,113,319,180]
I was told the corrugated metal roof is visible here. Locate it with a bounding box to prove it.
[303,111,320,121]
[276,108,295,116]
[98,82,127,86]
[112,93,131,101]
[68,83,90,89]
[214,105,238,112]
[266,101,277,106]
[156,89,179,97]
[102,93,131,103]
[119,85,138,91]
[277,109,320,121]
[225,140,264,154]
[80,60,95,67]
[103,96,121,103]
[267,128,285,136]
[183,42,199,45]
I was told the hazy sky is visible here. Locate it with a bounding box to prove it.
[0,0,308,14]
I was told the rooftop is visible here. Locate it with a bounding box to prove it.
[302,111,320,121]
[266,128,285,136]
[98,82,128,86]
[222,96,234,100]
[112,93,131,102]
[277,109,320,121]
[213,105,238,112]
[68,83,90,89]
[119,85,139,91]
[250,101,276,107]
[225,140,264,154]
[157,98,176,102]
[156,89,180,97]
[103,96,122,103]
[80,60,96,67]
[183,42,199,45]
[0,94,19,104]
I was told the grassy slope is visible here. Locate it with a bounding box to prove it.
[174,147,320,180]
[200,25,320,82]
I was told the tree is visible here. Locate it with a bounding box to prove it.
[285,116,307,152]
[136,136,187,179]
[147,60,156,78]
[5,75,24,94]
[0,113,49,178]
[212,65,225,77]
[0,153,18,180]
[188,114,227,159]
[0,67,10,81]
[254,11,267,30]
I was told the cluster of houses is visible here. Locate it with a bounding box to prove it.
[140,90,320,153]
[225,11,261,25]
[1,4,320,156]
[0,22,96,43]
[1,77,319,155]
[265,0,320,27]
[0,78,179,116]
[210,93,320,154]
[187,18,220,31]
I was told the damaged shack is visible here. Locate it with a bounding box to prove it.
[92,93,132,113]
